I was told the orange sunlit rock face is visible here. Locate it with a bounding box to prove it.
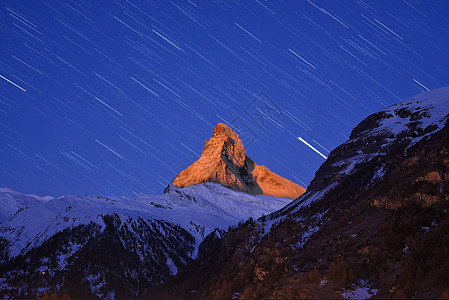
[173,123,305,199]
[252,165,306,199]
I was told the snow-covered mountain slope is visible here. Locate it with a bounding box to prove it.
[173,123,305,199]
[1,183,290,258]
[0,187,53,223]
[0,183,291,298]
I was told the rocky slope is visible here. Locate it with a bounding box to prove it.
[0,183,291,298]
[153,87,449,299]
[173,123,306,199]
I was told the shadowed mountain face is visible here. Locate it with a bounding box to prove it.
[173,123,306,199]
[152,88,449,299]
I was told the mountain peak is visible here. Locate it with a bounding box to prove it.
[212,122,236,137]
[173,123,305,199]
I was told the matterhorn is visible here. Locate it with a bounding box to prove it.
[174,123,305,199]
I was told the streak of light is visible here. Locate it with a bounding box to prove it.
[114,16,143,36]
[374,19,403,40]
[290,174,307,187]
[180,142,199,157]
[60,150,91,170]
[12,55,43,74]
[298,137,328,159]
[255,0,276,15]
[306,0,349,29]
[152,29,182,50]
[234,23,263,43]
[95,139,124,159]
[94,96,124,116]
[34,153,81,182]
[312,139,330,153]
[153,78,181,98]
[71,151,99,170]
[93,71,123,92]
[131,77,159,96]
[0,74,26,92]
[289,49,317,69]
[413,78,430,91]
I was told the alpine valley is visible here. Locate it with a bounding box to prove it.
[2,88,449,299]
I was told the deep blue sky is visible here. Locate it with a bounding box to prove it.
[0,0,448,197]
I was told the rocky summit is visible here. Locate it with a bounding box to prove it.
[173,123,306,199]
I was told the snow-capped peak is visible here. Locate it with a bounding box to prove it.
[173,123,305,199]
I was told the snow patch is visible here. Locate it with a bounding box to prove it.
[368,164,386,186]
[319,278,328,287]
[372,164,385,180]
[296,182,339,209]
[57,242,83,270]
[334,152,383,175]
[85,273,105,299]
[165,256,178,276]
[293,225,320,249]
[374,87,449,138]
[342,280,378,300]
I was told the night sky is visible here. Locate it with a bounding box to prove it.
[1,1,448,198]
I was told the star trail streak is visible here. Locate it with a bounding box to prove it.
[298,136,328,160]
[0,74,26,92]
[0,0,448,197]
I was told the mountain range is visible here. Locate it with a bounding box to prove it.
[1,87,449,299]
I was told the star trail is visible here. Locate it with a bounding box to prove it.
[0,0,448,197]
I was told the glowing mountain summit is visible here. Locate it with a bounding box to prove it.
[173,123,305,199]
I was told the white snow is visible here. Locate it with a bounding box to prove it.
[367,164,386,186]
[339,88,449,180]
[165,256,178,275]
[288,181,339,213]
[0,188,53,223]
[57,242,83,270]
[374,87,449,138]
[333,152,383,176]
[293,225,320,249]
[85,273,105,298]
[372,164,385,180]
[318,278,327,287]
[0,183,291,258]
[0,188,53,202]
[342,280,378,300]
